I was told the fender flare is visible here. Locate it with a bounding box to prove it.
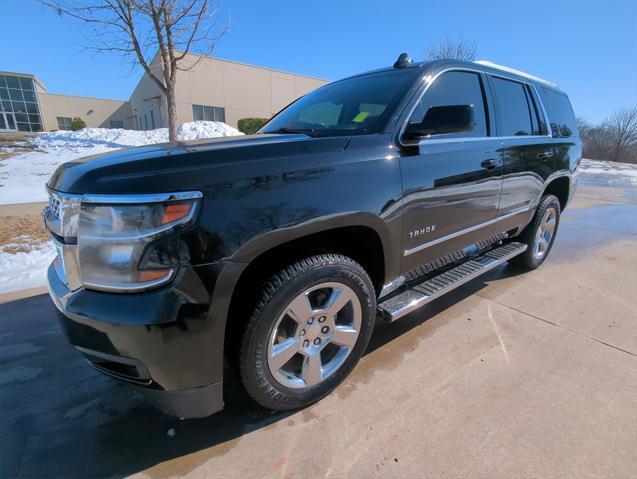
[228,211,396,277]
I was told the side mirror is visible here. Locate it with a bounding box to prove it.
[404,104,476,141]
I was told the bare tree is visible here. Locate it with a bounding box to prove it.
[604,107,637,162]
[41,0,229,142]
[426,37,477,62]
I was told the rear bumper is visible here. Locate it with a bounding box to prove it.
[47,260,245,418]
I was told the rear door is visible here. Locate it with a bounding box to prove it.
[399,70,503,273]
[488,75,556,231]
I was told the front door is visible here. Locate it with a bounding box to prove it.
[0,111,17,132]
[399,70,503,274]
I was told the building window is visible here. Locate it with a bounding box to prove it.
[110,120,124,129]
[150,110,155,129]
[192,104,225,123]
[0,74,43,132]
[144,113,148,130]
[57,116,72,130]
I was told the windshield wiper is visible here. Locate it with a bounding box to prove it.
[269,127,327,137]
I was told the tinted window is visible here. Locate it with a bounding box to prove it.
[263,69,418,136]
[491,77,535,136]
[542,89,578,138]
[409,71,489,138]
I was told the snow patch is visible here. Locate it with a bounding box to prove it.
[0,122,243,205]
[579,159,637,185]
[0,241,56,294]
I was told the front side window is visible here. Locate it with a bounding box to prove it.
[542,89,578,138]
[490,77,537,136]
[262,69,419,137]
[57,116,72,130]
[408,71,489,139]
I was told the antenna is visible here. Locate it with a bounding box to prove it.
[394,52,413,69]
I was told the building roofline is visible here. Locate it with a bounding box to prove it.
[0,70,47,91]
[176,51,329,82]
[39,91,128,103]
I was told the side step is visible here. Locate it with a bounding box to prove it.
[379,242,527,322]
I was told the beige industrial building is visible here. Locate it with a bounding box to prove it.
[0,54,326,133]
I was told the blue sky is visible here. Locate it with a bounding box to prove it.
[1,0,635,123]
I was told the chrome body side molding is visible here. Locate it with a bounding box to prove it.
[404,207,530,256]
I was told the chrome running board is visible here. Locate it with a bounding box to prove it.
[378,242,527,322]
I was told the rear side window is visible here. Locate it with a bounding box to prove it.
[542,89,578,138]
[490,77,538,136]
[409,71,489,138]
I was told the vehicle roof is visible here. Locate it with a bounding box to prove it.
[341,58,564,94]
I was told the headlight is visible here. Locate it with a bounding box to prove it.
[76,194,200,292]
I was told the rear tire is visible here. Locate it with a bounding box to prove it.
[511,194,561,270]
[239,254,376,410]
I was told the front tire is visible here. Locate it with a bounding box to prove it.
[511,194,561,270]
[239,254,376,410]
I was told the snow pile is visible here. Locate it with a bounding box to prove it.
[0,240,56,294]
[0,122,243,205]
[29,121,241,150]
[579,159,637,186]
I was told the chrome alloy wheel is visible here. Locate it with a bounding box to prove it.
[267,282,362,389]
[533,207,557,260]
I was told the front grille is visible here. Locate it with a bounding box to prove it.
[44,189,83,291]
[45,195,60,222]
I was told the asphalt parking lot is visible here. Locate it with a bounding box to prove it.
[1,179,636,479]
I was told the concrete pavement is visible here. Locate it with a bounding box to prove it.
[1,181,636,479]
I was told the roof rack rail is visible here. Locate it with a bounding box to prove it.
[474,60,558,88]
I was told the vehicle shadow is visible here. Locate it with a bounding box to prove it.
[1,264,516,479]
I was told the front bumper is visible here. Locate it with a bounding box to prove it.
[47,261,241,418]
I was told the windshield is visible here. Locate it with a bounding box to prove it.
[261,69,418,137]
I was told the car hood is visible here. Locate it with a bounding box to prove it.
[47,133,351,195]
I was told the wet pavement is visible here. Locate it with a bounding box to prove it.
[1,179,636,479]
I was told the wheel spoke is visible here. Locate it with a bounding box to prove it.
[301,353,323,386]
[269,337,298,371]
[539,238,549,253]
[323,288,352,316]
[544,219,556,236]
[330,326,358,348]
[286,293,313,323]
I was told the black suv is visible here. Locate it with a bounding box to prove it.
[45,55,581,417]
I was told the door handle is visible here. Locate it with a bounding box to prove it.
[537,151,554,160]
[480,159,501,170]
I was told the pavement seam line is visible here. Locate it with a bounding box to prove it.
[578,196,632,206]
[475,293,637,358]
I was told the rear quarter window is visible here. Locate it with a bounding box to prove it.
[542,88,578,138]
[490,76,537,136]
